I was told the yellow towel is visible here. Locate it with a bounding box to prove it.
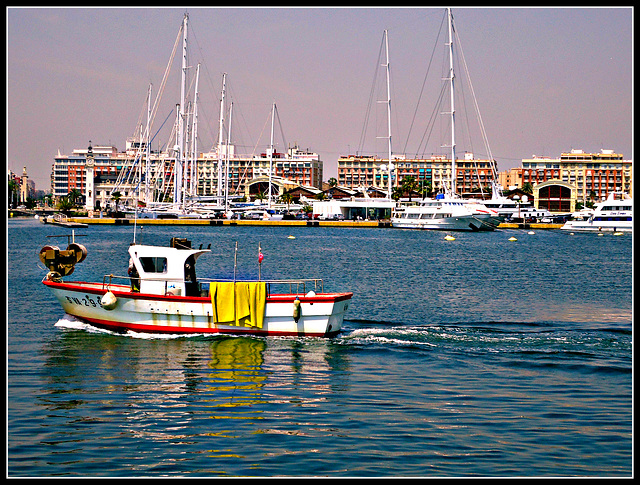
[210,282,266,328]
[210,282,236,323]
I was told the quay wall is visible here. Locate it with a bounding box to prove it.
[65,217,562,230]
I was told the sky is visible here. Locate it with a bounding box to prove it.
[7,6,633,191]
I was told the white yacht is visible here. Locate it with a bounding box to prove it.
[561,192,633,232]
[482,196,551,222]
[392,195,494,231]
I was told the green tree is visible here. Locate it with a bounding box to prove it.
[110,190,122,212]
[521,182,534,195]
[401,176,418,202]
[418,181,432,199]
[7,179,19,208]
[56,196,74,214]
[280,191,294,210]
[67,188,83,207]
[328,177,338,187]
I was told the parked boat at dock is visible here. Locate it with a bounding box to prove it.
[561,191,633,232]
[40,236,352,337]
[392,195,496,231]
[39,213,88,228]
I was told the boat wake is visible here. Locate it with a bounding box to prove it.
[337,320,632,362]
[54,314,212,340]
[55,315,112,334]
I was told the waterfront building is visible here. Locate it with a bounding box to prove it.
[337,152,497,197]
[520,149,632,201]
[51,140,323,209]
[7,168,35,207]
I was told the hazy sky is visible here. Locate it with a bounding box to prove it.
[7,6,633,191]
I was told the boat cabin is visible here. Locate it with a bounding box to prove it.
[127,238,210,296]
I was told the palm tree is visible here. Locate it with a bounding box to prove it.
[67,188,83,208]
[110,190,122,213]
[280,191,294,210]
[401,176,418,202]
[254,190,266,203]
[418,181,432,199]
[521,182,534,195]
[328,177,338,188]
[56,196,74,214]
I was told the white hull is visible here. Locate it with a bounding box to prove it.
[560,220,632,232]
[44,280,351,337]
[392,215,486,231]
[561,191,632,232]
[392,198,496,232]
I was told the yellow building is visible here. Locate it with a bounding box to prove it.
[520,149,632,201]
[337,152,495,195]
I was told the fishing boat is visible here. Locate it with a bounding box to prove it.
[40,236,352,337]
[561,191,633,232]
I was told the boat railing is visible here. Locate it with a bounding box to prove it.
[101,274,324,296]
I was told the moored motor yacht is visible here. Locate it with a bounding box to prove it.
[561,191,632,232]
[392,195,495,231]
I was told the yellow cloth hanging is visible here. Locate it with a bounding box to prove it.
[210,282,266,328]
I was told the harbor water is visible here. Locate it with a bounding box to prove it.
[7,218,633,477]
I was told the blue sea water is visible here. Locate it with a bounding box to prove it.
[7,218,633,477]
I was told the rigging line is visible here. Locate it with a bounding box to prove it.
[415,82,447,158]
[149,22,182,133]
[274,104,288,152]
[230,107,269,195]
[403,10,446,156]
[357,33,385,155]
[453,21,496,177]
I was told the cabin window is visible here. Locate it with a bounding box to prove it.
[139,257,167,273]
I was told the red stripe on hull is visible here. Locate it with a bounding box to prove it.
[43,279,352,305]
[78,316,339,338]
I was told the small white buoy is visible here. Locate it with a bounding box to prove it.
[613,232,623,236]
[508,236,518,242]
[444,235,455,241]
[569,232,575,236]
[597,233,604,237]
[527,231,535,235]
[287,235,296,239]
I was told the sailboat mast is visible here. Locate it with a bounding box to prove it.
[384,29,393,200]
[174,13,188,211]
[144,83,152,204]
[225,102,233,211]
[190,63,200,198]
[268,102,275,209]
[447,7,457,195]
[217,73,227,200]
